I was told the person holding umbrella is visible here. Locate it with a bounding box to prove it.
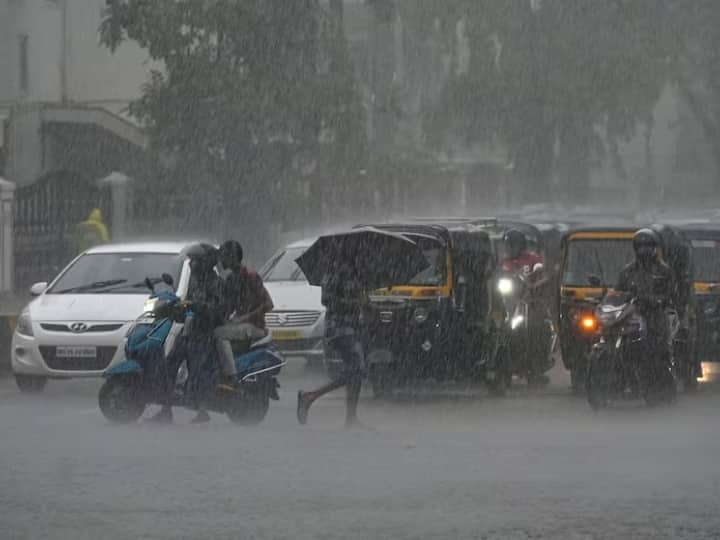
[296,257,366,428]
[294,227,429,427]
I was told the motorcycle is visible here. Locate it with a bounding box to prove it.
[497,263,557,386]
[98,277,286,425]
[584,290,677,409]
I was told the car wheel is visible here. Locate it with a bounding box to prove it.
[14,374,47,394]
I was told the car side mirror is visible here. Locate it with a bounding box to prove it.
[587,275,602,288]
[29,282,48,296]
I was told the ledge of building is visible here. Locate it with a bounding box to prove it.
[41,105,147,149]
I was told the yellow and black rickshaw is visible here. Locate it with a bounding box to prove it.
[679,224,720,369]
[558,226,637,392]
[344,219,510,396]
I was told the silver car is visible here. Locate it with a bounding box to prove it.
[261,239,325,367]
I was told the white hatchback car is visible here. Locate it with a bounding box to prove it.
[261,239,325,366]
[11,242,194,393]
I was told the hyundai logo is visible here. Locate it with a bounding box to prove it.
[277,314,288,326]
[69,322,89,333]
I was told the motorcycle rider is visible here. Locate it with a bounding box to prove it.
[615,229,676,395]
[501,229,545,277]
[296,258,366,428]
[500,228,550,386]
[148,243,225,424]
[652,223,700,388]
[215,240,274,386]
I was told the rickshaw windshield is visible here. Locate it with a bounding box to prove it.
[690,239,720,282]
[402,237,447,286]
[563,238,635,287]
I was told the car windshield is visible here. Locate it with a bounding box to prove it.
[400,237,447,287]
[562,238,635,287]
[690,239,720,282]
[48,253,184,294]
[261,247,308,282]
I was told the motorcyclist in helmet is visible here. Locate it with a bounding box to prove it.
[615,229,676,393]
[501,229,545,276]
[500,228,549,385]
[148,243,225,424]
[651,224,700,388]
[214,240,274,386]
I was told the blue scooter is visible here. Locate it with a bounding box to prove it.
[98,276,286,425]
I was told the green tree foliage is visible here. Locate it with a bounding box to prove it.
[101,0,364,229]
[428,0,673,203]
[666,0,720,184]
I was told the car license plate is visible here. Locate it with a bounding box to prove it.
[272,330,300,341]
[56,346,97,358]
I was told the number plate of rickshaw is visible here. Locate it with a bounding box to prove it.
[56,346,97,358]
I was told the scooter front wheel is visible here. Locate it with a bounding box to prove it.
[98,376,146,424]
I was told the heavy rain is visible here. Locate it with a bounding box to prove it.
[1,1,720,539]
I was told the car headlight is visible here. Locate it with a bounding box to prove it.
[16,310,34,337]
[413,307,429,324]
[498,278,514,296]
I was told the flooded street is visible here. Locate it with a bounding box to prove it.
[2,365,719,540]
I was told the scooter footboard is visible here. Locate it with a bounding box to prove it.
[103,359,143,377]
[235,347,286,379]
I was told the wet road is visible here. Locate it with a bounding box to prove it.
[1,362,719,540]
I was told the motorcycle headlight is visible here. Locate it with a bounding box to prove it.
[413,307,429,324]
[511,314,524,329]
[703,302,718,316]
[498,278,514,296]
[16,310,33,337]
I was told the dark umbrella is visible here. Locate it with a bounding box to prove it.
[295,227,430,290]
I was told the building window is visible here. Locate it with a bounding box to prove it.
[19,34,29,95]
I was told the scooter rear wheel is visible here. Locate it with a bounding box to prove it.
[226,391,270,426]
[98,377,146,424]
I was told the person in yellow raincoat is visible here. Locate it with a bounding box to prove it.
[75,208,110,253]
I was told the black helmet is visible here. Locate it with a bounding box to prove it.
[182,242,218,271]
[219,240,243,268]
[633,228,660,264]
[503,229,527,259]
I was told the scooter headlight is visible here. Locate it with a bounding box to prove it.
[498,278,514,296]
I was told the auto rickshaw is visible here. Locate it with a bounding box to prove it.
[349,219,510,396]
[558,226,637,392]
[679,223,720,370]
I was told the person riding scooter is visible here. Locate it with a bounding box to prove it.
[148,243,225,424]
[501,229,545,277]
[615,229,676,394]
[500,228,551,386]
[215,240,274,386]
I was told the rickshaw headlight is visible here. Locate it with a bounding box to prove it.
[498,278,514,295]
[413,307,429,324]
